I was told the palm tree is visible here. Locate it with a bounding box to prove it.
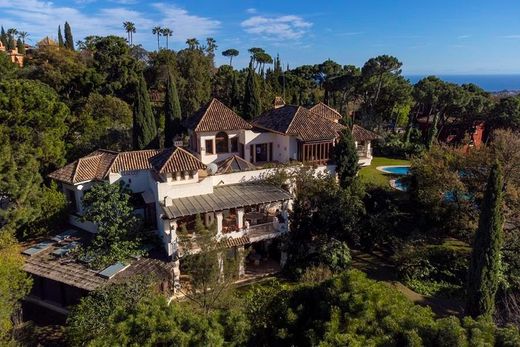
[6,28,17,50]
[186,38,199,50]
[17,31,28,45]
[152,26,162,50]
[161,28,173,49]
[123,22,136,44]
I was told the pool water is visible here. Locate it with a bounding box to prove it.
[393,178,409,191]
[378,166,411,175]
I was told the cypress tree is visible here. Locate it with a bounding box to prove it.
[58,25,64,48]
[466,162,504,319]
[133,74,158,149]
[242,62,261,120]
[164,70,182,148]
[0,27,6,47]
[16,38,24,54]
[230,72,240,111]
[333,128,360,189]
[64,22,74,50]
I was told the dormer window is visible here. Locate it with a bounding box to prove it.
[216,132,229,153]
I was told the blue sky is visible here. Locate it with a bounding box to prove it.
[1,0,520,74]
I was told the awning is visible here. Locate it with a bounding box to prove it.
[162,183,292,219]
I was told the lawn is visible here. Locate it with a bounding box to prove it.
[359,156,411,188]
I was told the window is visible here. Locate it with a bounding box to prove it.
[205,139,214,154]
[230,137,238,152]
[181,171,186,180]
[216,132,229,153]
[188,171,194,179]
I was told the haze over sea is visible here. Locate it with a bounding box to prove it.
[406,75,520,92]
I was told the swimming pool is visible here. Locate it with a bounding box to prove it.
[392,178,409,191]
[376,165,411,175]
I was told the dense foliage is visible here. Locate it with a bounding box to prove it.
[80,182,145,268]
[250,270,520,346]
[0,233,32,343]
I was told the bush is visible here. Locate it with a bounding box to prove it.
[373,132,425,159]
[317,239,351,273]
[301,265,333,283]
[394,241,470,297]
[252,270,520,346]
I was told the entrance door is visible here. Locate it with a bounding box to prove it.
[255,143,268,162]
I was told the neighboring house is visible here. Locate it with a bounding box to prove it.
[416,116,486,151]
[24,98,377,316]
[0,40,24,67]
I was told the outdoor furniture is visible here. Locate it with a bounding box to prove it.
[245,211,265,225]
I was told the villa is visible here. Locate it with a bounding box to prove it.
[22,98,377,316]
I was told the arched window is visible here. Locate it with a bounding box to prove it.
[215,132,229,153]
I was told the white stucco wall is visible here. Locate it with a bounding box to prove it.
[197,130,243,164]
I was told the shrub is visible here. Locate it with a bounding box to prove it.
[317,239,351,273]
[373,132,425,159]
[301,265,333,283]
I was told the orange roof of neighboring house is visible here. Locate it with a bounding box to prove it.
[49,147,205,184]
[309,102,342,122]
[185,98,252,132]
[252,105,346,141]
[352,124,380,142]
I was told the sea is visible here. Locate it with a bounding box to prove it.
[405,74,520,93]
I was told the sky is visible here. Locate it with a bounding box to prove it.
[1,0,520,74]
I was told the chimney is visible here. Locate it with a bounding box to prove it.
[274,96,285,109]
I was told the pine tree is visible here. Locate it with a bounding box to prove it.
[133,74,158,149]
[58,25,64,48]
[0,27,6,47]
[333,128,360,189]
[64,22,74,50]
[242,62,261,120]
[16,38,24,54]
[426,113,439,149]
[466,162,504,319]
[164,70,182,148]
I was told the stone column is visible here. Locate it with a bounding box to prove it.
[237,246,245,277]
[216,212,223,238]
[173,259,181,292]
[217,251,224,282]
[237,208,245,229]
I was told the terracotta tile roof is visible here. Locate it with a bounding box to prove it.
[309,102,342,122]
[216,155,257,174]
[184,98,252,132]
[48,150,118,184]
[107,149,160,173]
[352,124,380,142]
[49,147,205,184]
[151,147,206,173]
[253,105,346,141]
